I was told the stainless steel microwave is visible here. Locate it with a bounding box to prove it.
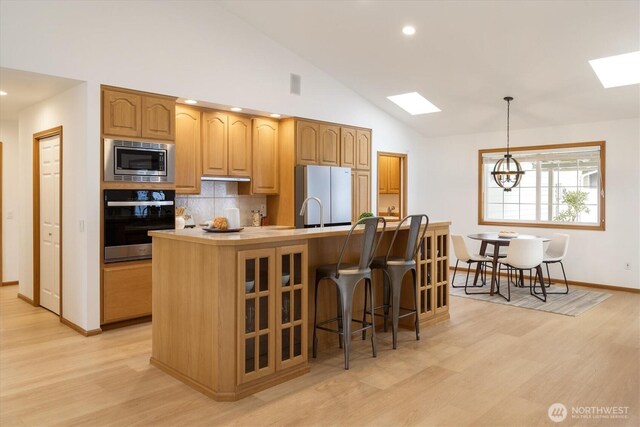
[104,138,175,183]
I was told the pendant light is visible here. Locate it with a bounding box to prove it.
[491,96,524,191]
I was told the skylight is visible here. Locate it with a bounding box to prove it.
[387,92,441,115]
[589,51,640,88]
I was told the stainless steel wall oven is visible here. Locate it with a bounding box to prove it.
[104,189,175,263]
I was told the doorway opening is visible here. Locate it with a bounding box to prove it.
[33,126,63,316]
[376,152,407,221]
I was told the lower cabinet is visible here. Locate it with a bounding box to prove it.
[237,244,307,385]
[102,260,152,324]
[414,226,450,323]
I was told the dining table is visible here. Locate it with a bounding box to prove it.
[467,233,550,297]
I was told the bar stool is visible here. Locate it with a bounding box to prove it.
[312,216,386,370]
[369,214,428,349]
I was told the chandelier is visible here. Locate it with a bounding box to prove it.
[491,96,524,191]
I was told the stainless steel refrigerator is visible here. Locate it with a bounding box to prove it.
[295,165,352,228]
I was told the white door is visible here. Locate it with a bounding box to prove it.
[40,135,60,315]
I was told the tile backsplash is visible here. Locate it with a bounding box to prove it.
[175,181,267,227]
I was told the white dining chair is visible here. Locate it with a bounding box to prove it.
[497,238,546,302]
[543,233,570,294]
[450,235,493,290]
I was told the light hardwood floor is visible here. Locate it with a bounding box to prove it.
[1,284,638,426]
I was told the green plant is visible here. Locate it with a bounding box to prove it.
[554,189,590,222]
[358,211,374,221]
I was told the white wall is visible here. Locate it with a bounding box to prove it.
[1,1,426,330]
[417,118,640,289]
[18,83,89,327]
[0,120,19,282]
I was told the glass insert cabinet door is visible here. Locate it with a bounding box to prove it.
[275,245,308,371]
[238,249,276,384]
[237,244,308,385]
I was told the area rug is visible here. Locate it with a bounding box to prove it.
[449,274,611,317]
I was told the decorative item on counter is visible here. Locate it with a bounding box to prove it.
[225,207,240,229]
[261,215,269,226]
[212,216,229,230]
[175,206,186,230]
[251,210,262,227]
[358,211,374,221]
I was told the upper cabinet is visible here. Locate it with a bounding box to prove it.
[103,89,142,138]
[356,129,371,171]
[202,111,229,176]
[378,155,400,194]
[175,105,201,195]
[228,115,252,177]
[388,156,401,193]
[251,118,279,194]
[296,120,319,165]
[340,127,357,168]
[318,125,340,166]
[102,87,175,140]
[202,112,252,177]
[142,96,175,141]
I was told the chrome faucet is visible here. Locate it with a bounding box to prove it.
[387,205,396,216]
[299,197,324,228]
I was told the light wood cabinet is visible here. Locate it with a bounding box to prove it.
[103,89,142,138]
[340,127,357,168]
[102,87,175,140]
[275,245,308,371]
[202,111,228,176]
[228,114,252,176]
[352,170,371,221]
[238,249,276,384]
[251,118,279,194]
[411,227,450,324]
[296,120,319,165]
[318,125,340,166]
[378,155,400,194]
[388,156,400,193]
[356,129,371,171]
[201,112,252,177]
[378,155,389,194]
[175,105,201,195]
[102,260,152,324]
[238,244,307,385]
[141,96,175,141]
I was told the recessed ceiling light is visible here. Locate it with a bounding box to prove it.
[402,25,416,36]
[387,92,441,115]
[270,113,281,118]
[0,90,7,96]
[184,99,198,105]
[589,51,640,88]
[231,107,243,112]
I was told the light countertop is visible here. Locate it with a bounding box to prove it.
[149,221,451,247]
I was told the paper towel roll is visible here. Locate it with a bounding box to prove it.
[225,207,240,229]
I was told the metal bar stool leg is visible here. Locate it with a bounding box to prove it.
[411,268,420,341]
[312,277,321,358]
[336,287,343,349]
[337,281,356,370]
[367,278,377,358]
[362,280,368,341]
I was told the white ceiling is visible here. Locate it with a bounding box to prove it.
[221,0,640,138]
[0,68,81,121]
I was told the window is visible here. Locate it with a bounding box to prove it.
[478,141,605,230]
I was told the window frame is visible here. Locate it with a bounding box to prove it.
[478,141,606,231]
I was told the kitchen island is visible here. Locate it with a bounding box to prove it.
[149,221,451,401]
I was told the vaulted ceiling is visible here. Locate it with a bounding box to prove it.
[221,0,640,137]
